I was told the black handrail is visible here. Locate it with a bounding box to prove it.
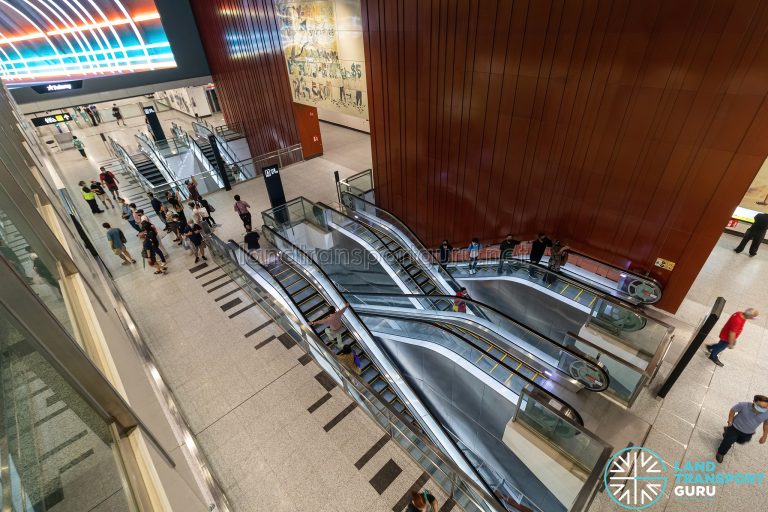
[360,310,586,426]
[212,237,516,511]
[256,226,524,511]
[347,291,610,390]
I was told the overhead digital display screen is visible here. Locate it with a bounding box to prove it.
[0,0,177,90]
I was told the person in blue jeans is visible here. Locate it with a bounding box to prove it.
[705,308,759,366]
[467,238,481,274]
[716,396,768,463]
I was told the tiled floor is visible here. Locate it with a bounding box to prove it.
[44,101,768,511]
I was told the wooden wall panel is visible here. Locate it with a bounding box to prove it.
[189,0,300,159]
[362,0,768,311]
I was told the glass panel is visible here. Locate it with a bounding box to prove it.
[0,305,133,512]
[588,298,673,361]
[515,389,608,475]
[0,202,74,338]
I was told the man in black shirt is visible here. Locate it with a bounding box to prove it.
[244,225,261,256]
[497,234,520,273]
[735,213,768,257]
[530,233,552,265]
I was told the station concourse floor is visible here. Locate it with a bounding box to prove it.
[45,107,768,511]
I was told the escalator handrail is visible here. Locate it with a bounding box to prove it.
[347,292,610,387]
[446,256,653,310]
[360,310,586,426]
[437,237,663,291]
[216,238,513,512]
[340,192,463,290]
[258,227,536,511]
[316,201,439,295]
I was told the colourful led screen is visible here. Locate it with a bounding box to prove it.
[0,0,176,89]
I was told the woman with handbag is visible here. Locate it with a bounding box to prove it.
[406,490,438,512]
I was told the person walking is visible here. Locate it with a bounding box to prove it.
[99,167,120,200]
[185,220,207,263]
[715,395,768,463]
[111,103,125,126]
[705,308,759,367]
[78,182,103,214]
[734,212,768,257]
[72,136,87,158]
[438,240,453,265]
[120,199,140,231]
[89,179,115,209]
[530,233,553,266]
[233,195,252,228]
[498,234,520,273]
[467,238,481,274]
[309,303,351,349]
[406,490,439,512]
[103,223,135,265]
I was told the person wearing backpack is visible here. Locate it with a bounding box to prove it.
[406,490,438,512]
[103,223,135,265]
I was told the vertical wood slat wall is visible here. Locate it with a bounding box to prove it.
[361,0,768,311]
[189,0,300,158]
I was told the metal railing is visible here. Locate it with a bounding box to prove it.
[338,168,374,200]
[204,233,523,512]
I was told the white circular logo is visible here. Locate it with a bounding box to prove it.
[604,447,668,510]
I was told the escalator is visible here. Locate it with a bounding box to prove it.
[128,153,167,188]
[323,201,452,297]
[260,255,419,426]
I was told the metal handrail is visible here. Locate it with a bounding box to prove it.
[345,291,609,396]
[214,232,519,512]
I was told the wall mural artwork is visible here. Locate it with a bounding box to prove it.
[277,0,367,119]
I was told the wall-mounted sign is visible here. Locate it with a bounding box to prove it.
[655,258,676,271]
[31,80,83,94]
[143,106,156,115]
[31,113,73,127]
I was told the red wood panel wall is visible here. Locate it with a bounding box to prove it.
[189,0,300,158]
[362,0,768,312]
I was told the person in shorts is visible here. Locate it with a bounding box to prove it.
[103,223,135,265]
[99,166,120,200]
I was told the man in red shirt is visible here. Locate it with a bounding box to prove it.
[706,308,759,366]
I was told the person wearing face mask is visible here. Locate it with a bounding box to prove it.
[716,395,768,463]
[705,308,759,367]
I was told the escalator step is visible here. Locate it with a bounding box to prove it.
[362,367,380,384]
[382,389,396,402]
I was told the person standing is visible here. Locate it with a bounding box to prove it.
[185,177,202,201]
[185,220,207,263]
[244,225,260,253]
[497,234,520,273]
[454,287,469,313]
[72,136,87,158]
[24,246,59,292]
[140,221,167,272]
[120,199,140,231]
[467,238,481,274]
[85,106,98,126]
[530,233,553,266]
[76,106,91,126]
[406,490,439,512]
[705,308,759,367]
[89,104,101,123]
[734,212,768,257]
[309,303,351,349]
[198,197,218,226]
[103,223,135,265]
[438,240,453,265]
[111,103,125,125]
[233,195,252,228]
[89,179,114,209]
[78,182,103,214]
[99,167,120,200]
[148,192,163,218]
[715,395,768,463]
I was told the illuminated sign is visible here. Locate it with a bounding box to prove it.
[30,80,83,94]
[654,258,676,271]
[31,113,73,126]
[143,106,156,115]
[0,1,177,89]
[732,206,760,224]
